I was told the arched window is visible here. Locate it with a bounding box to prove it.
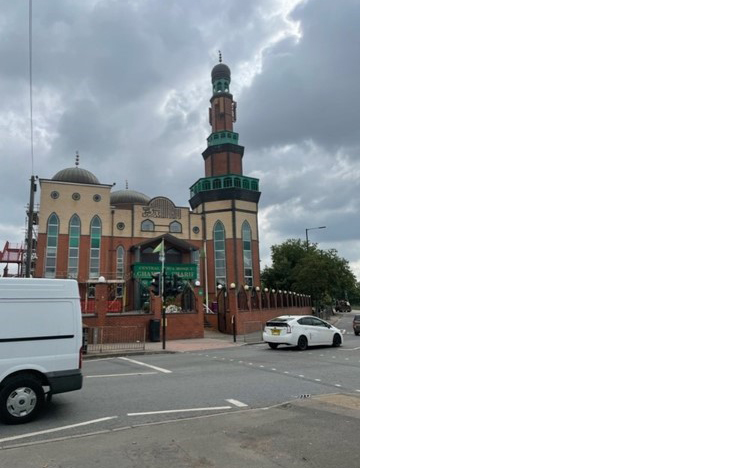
[242,221,253,287]
[169,221,182,233]
[141,219,154,232]
[89,216,102,279]
[213,221,227,286]
[224,178,233,188]
[116,246,125,298]
[213,179,222,189]
[116,246,125,280]
[44,213,59,278]
[68,215,81,279]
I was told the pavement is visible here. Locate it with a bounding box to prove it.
[84,312,345,359]
[0,393,361,467]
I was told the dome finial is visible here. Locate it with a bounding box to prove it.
[75,151,79,167]
[218,50,222,63]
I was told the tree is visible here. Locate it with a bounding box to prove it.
[262,239,360,307]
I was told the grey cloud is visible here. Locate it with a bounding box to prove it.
[238,0,360,151]
[0,0,359,277]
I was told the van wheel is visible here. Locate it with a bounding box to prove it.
[0,374,45,425]
[296,336,308,351]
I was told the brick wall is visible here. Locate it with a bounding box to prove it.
[235,306,312,334]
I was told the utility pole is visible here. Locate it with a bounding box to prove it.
[305,226,326,249]
[25,175,36,277]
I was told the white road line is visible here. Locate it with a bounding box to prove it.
[226,399,248,407]
[299,375,305,378]
[86,372,157,378]
[0,417,117,444]
[314,379,321,382]
[127,406,232,416]
[271,368,277,371]
[335,384,342,387]
[119,357,172,374]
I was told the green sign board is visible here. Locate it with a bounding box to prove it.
[133,263,198,280]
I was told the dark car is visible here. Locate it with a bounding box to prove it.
[335,300,352,313]
[352,315,360,336]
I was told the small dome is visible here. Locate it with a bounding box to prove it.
[110,189,150,205]
[211,63,231,82]
[52,167,100,185]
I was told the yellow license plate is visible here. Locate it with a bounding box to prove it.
[271,329,280,335]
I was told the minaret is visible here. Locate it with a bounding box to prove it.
[189,57,260,206]
[188,56,262,333]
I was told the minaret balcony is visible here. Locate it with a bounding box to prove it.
[207,131,239,146]
[189,175,260,199]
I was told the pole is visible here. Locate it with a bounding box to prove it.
[203,241,209,313]
[160,247,165,350]
[25,176,35,277]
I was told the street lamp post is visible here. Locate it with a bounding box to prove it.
[305,226,326,248]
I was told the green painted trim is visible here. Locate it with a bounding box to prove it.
[189,175,260,198]
[207,131,239,146]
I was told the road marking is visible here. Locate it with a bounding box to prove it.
[0,417,117,444]
[127,406,232,416]
[119,357,172,374]
[226,399,248,407]
[271,368,277,371]
[86,372,157,378]
[335,384,342,387]
[299,375,305,378]
[314,379,321,382]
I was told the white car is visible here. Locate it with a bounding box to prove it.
[263,315,343,350]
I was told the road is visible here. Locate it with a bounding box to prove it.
[0,312,360,467]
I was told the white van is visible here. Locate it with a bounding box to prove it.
[0,278,83,424]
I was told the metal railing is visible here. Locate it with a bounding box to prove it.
[83,326,146,353]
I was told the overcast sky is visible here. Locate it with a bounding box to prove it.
[0,0,360,279]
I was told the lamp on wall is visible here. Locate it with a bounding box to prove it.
[97,275,106,283]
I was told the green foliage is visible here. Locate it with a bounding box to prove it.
[261,239,360,307]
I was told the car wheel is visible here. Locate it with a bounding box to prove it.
[355,331,359,336]
[268,343,279,349]
[296,336,308,351]
[332,333,342,347]
[0,374,45,425]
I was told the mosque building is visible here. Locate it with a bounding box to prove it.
[29,59,310,339]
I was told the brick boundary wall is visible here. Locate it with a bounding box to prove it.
[83,311,205,340]
[235,307,312,334]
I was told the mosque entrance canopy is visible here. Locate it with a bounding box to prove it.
[133,263,197,280]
